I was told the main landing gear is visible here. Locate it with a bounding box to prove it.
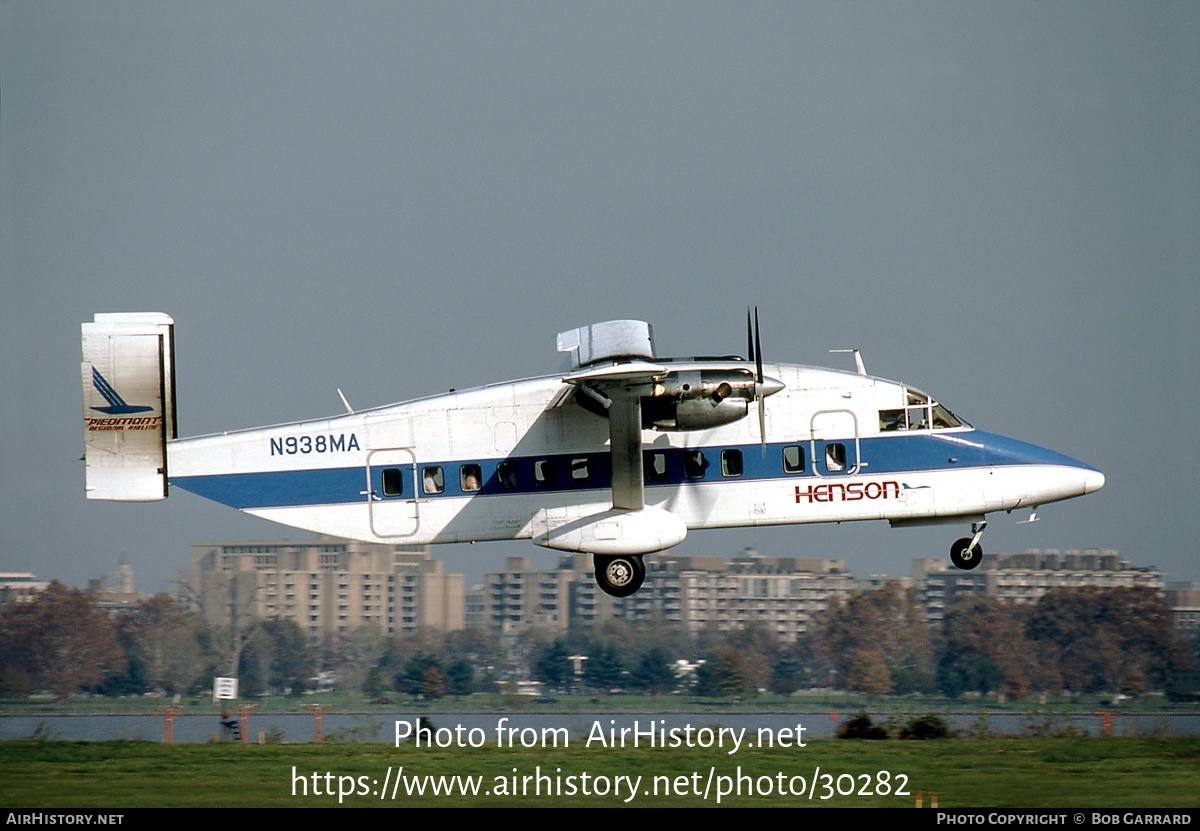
[949,521,987,570]
[593,553,646,597]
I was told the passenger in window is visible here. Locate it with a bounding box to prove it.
[461,465,481,492]
[826,445,846,472]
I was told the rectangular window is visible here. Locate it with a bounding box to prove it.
[721,449,743,477]
[646,452,668,482]
[783,445,805,474]
[906,406,929,431]
[460,463,482,492]
[879,409,905,432]
[534,459,556,488]
[381,467,403,497]
[422,466,444,494]
[684,450,706,479]
[570,457,592,483]
[497,461,519,490]
[826,443,846,472]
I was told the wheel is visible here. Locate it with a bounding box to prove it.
[593,554,646,597]
[950,537,983,570]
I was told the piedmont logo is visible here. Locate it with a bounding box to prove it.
[90,367,153,414]
[87,367,160,432]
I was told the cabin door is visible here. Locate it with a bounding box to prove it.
[365,415,419,537]
[810,409,860,476]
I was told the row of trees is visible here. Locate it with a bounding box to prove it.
[1,581,1196,700]
[0,583,313,699]
[812,585,1197,698]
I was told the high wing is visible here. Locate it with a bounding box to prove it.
[539,320,786,596]
[558,360,668,511]
[550,318,785,517]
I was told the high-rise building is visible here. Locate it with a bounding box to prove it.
[0,573,48,605]
[473,549,864,642]
[190,539,463,641]
[913,549,1161,622]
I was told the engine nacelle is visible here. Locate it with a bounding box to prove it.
[644,395,748,430]
[641,369,757,430]
[651,369,756,402]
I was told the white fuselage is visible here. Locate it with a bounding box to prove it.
[166,361,1103,552]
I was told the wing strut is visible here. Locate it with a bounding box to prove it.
[608,394,644,511]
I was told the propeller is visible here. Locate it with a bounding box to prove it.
[747,307,768,453]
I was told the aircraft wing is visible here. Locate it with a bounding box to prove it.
[556,361,667,511]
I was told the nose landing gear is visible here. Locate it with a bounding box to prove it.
[950,520,987,570]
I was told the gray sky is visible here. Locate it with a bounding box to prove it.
[3,2,1197,593]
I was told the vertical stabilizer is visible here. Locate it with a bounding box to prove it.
[81,313,176,500]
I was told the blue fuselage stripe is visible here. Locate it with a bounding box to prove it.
[169,430,1096,510]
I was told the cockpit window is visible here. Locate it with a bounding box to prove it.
[879,409,905,432]
[880,388,969,432]
[931,403,966,429]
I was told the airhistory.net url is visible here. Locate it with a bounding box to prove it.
[290,765,911,804]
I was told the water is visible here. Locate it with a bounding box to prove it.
[2,711,1195,744]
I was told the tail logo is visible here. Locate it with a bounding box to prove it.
[90,367,154,415]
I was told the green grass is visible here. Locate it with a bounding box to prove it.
[2,738,1197,807]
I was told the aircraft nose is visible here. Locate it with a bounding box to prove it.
[1082,468,1105,494]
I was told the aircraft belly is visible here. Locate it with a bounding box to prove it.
[248,498,540,545]
[246,504,380,542]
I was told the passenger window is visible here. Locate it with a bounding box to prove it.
[646,452,668,482]
[783,445,805,474]
[497,461,519,490]
[683,450,706,479]
[721,449,743,477]
[422,466,444,494]
[571,457,591,483]
[381,468,403,497]
[460,464,482,492]
[534,459,556,488]
[826,444,846,472]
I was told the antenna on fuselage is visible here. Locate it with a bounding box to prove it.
[337,388,355,414]
[830,349,867,376]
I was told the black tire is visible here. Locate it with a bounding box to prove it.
[950,537,983,570]
[593,554,646,597]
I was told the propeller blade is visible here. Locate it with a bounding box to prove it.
[754,306,763,385]
[746,308,755,363]
[752,307,767,454]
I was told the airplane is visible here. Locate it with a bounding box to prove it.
[81,312,1104,597]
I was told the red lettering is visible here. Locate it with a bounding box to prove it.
[795,480,901,505]
[86,415,162,432]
